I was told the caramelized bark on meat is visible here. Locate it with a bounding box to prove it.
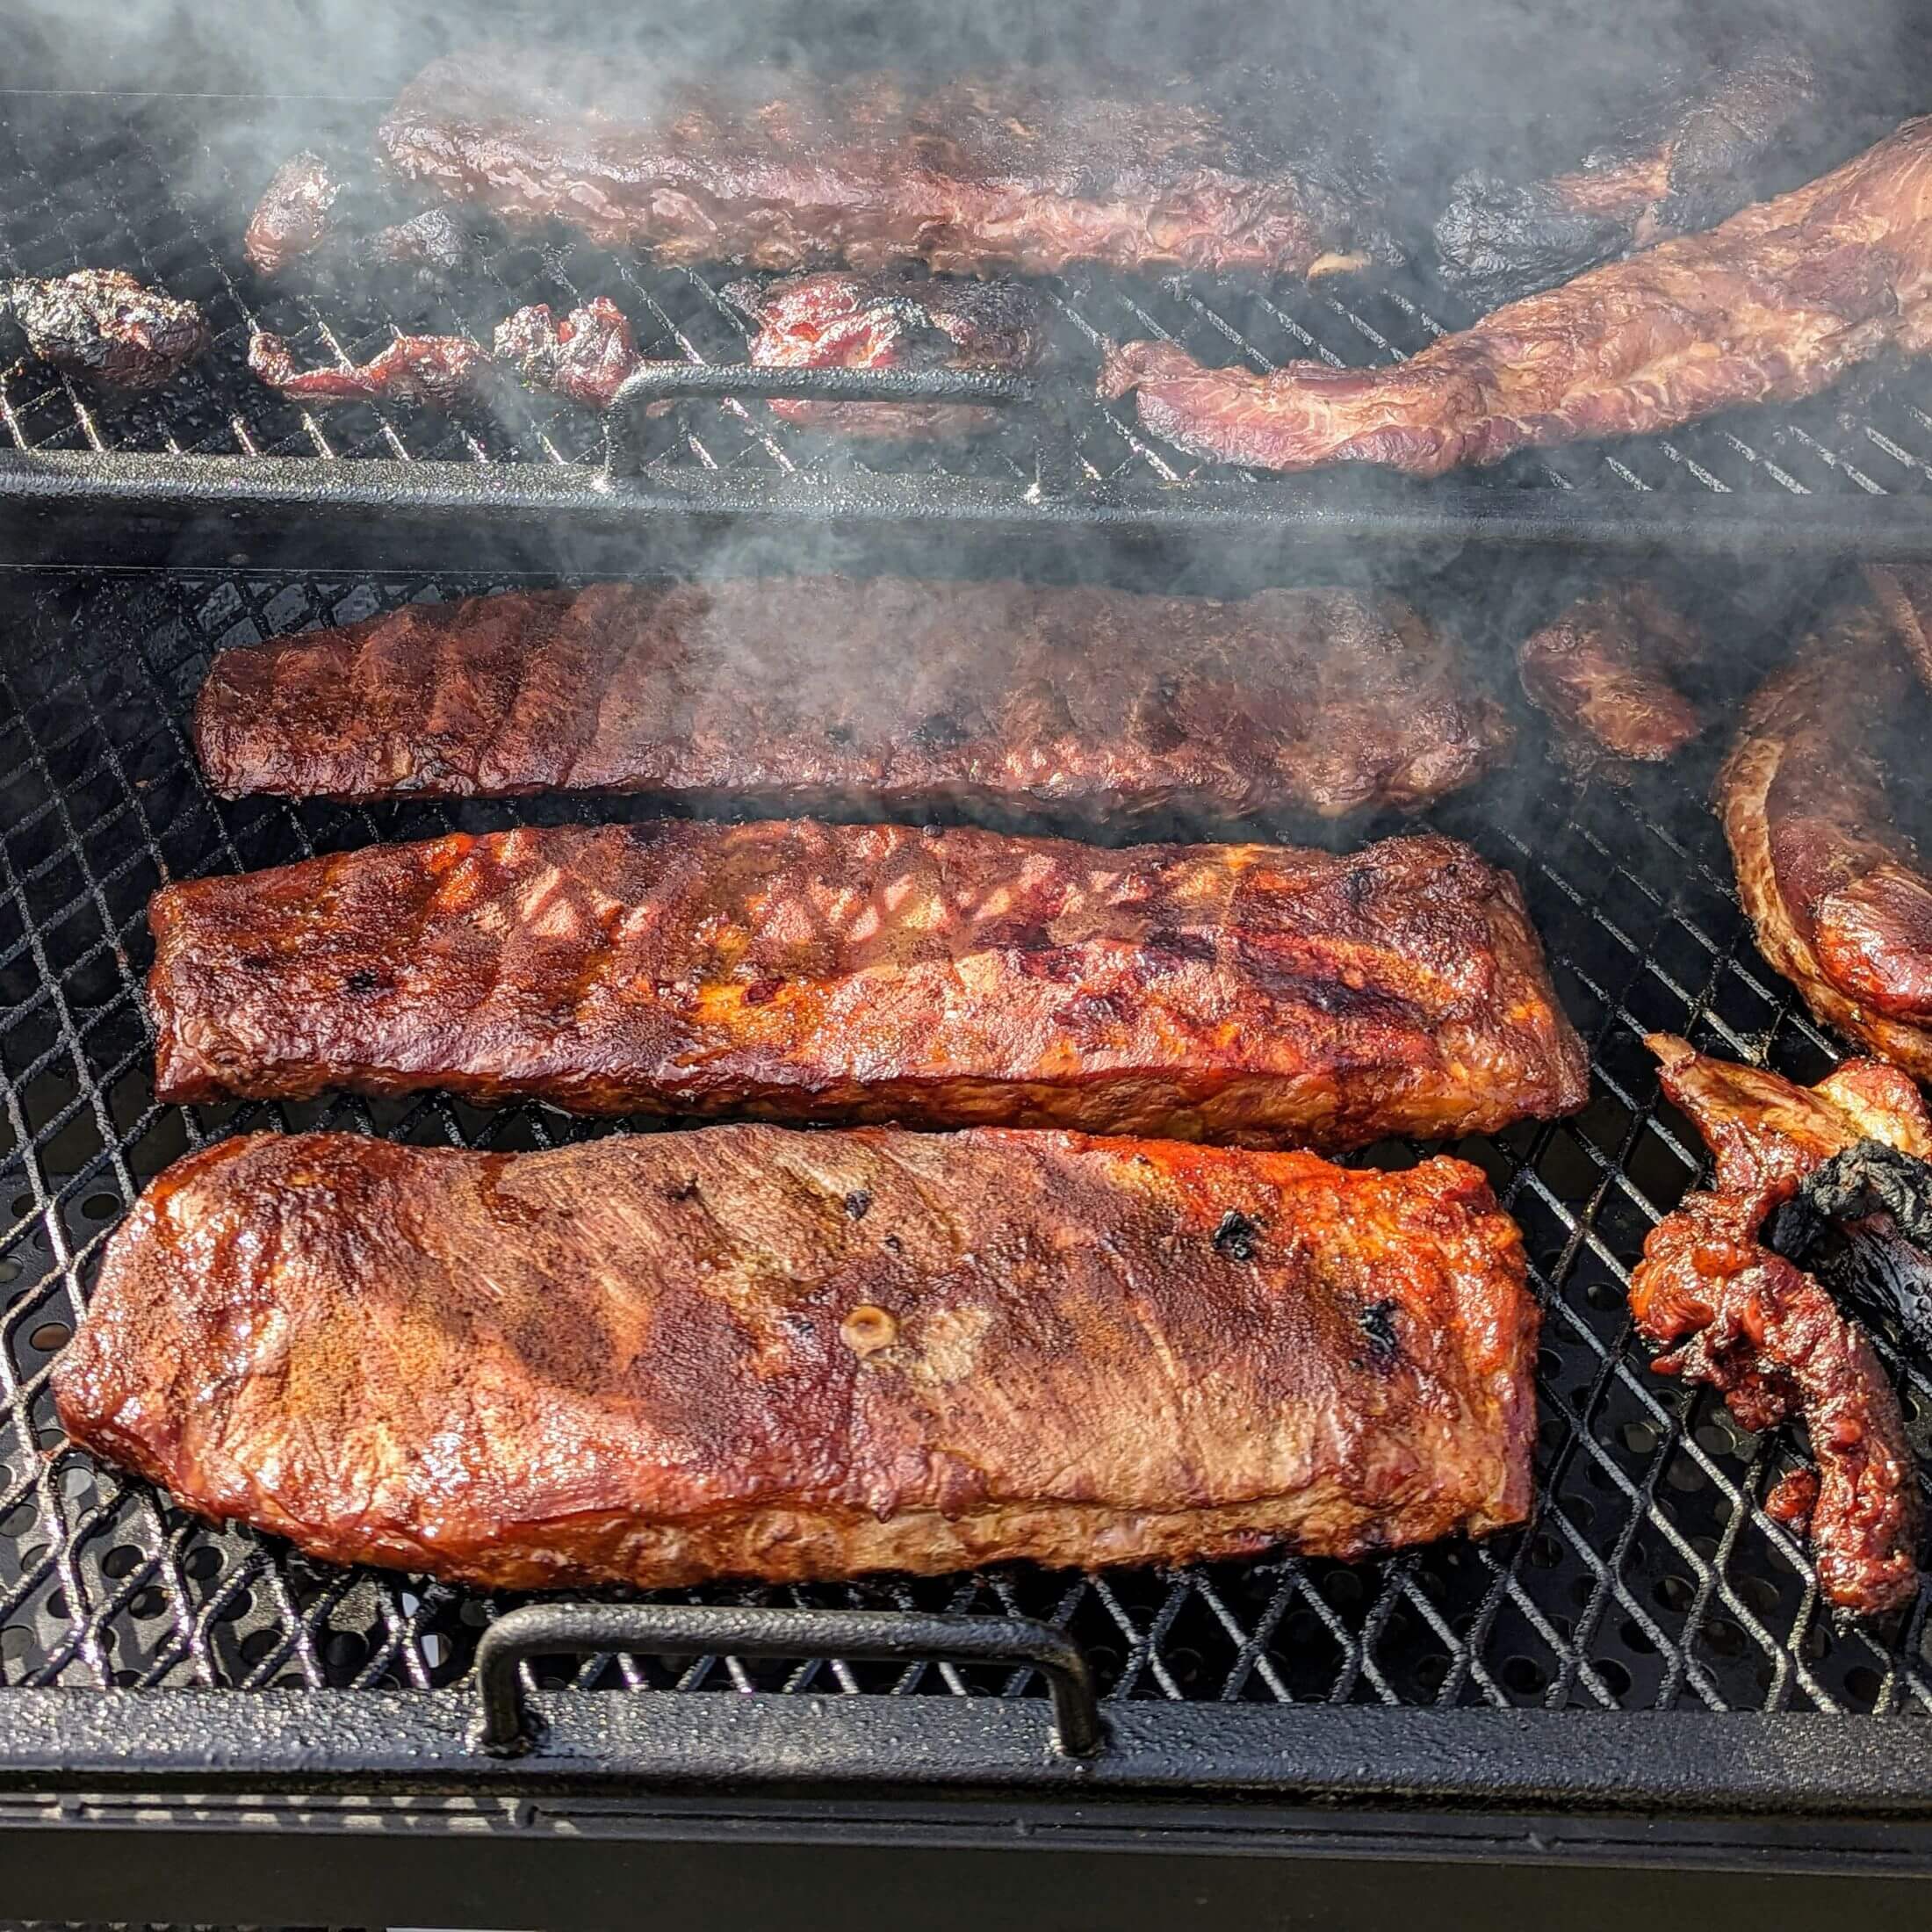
[1719,581,1932,1078]
[1632,1035,1924,1616]
[1101,115,1932,475]
[243,151,345,274]
[146,819,1587,1150]
[54,1125,1536,1590]
[1516,580,1705,768]
[377,51,1397,279]
[1433,45,1820,309]
[494,299,641,411]
[249,329,494,410]
[9,271,206,391]
[724,271,1049,436]
[191,577,1510,822]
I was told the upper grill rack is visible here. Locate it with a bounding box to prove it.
[2,560,1929,1724]
[4,89,1932,562]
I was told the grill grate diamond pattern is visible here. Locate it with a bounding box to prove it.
[0,564,1928,1719]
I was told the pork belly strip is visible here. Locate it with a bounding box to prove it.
[1633,1035,1924,1616]
[1431,44,1820,310]
[146,820,1588,1149]
[53,1126,1537,1590]
[1516,580,1705,768]
[192,577,1510,821]
[1101,114,1932,476]
[1719,582,1932,1078]
[375,51,1395,279]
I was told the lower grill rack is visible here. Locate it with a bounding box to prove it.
[2,563,1932,1814]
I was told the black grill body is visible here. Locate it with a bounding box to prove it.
[7,6,1932,1917]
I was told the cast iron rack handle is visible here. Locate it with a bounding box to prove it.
[472,1601,1105,1761]
[602,362,1079,492]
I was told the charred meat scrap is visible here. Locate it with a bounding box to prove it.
[1100,113,1932,476]
[144,818,1588,1150]
[7,270,206,391]
[1632,1035,1925,1618]
[54,1125,1537,1591]
[191,576,1511,822]
[1516,580,1705,768]
[723,271,1049,436]
[1432,43,1820,310]
[378,51,1399,279]
[248,329,494,411]
[494,299,641,412]
[1720,574,1932,1079]
[243,149,481,285]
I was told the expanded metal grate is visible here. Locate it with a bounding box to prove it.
[0,561,1928,1721]
[4,89,1932,506]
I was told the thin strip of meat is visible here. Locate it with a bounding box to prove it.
[1100,115,1932,477]
[1516,580,1705,768]
[249,329,493,410]
[1631,1034,1924,1617]
[1433,45,1820,310]
[145,819,1588,1150]
[53,1125,1537,1590]
[723,272,1049,437]
[376,51,1397,280]
[191,577,1512,823]
[8,271,207,392]
[1719,583,1932,1078]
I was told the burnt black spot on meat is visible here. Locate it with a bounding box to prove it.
[742,976,784,1006]
[910,710,970,750]
[883,1233,903,1254]
[844,1188,871,1220]
[1359,1297,1400,1364]
[1140,927,1216,970]
[1214,1210,1261,1261]
[666,1175,701,1202]
[343,968,384,995]
[824,722,854,746]
[1229,941,1425,1027]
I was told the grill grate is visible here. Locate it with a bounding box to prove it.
[4,90,1932,508]
[1,562,1928,1721]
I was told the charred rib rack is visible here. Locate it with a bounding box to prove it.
[377,51,1398,279]
[52,1126,1537,1591]
[144,818,1587,1148]
[191,576,1510,821]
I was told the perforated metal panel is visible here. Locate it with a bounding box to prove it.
[0,562,1926,1723]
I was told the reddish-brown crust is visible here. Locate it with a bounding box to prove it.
[146,819,1586,1149]
[249,329,492,410]
[52,1126,1536,1590]
[1719,587,1932,1076]
[375,52,1392,279]
[1631,1035,1925,1617]
[1100,115,1932,475]
[1515,581,1704,768]
[728,272,1049,437]
[191,577,1511,822]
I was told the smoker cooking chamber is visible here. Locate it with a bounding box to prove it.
[4,11,1932,1903]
